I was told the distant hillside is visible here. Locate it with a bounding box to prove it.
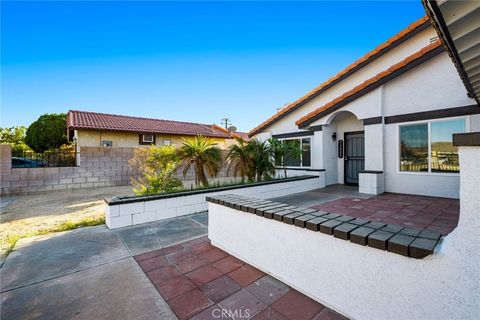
[432,142,457,153]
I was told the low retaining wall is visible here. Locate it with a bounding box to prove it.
[104,174,326,229]
[274,167,325,179]
[208,145,479,319]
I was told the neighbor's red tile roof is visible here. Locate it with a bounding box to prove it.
[295,41,443,127]
[67,110,232,138]
[212,124,251,141]
[249,16,431,137]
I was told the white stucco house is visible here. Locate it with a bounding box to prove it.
[249,16,480,199]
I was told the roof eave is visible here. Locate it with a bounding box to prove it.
[296,43,445,128]
[248,16,431,137]
[422,0,480,105]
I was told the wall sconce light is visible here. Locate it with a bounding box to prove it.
[332,132,337,141]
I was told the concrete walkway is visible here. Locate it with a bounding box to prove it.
[0,212,208,320]
[271,184,373,207]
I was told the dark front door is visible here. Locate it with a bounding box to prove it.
[344,131,365,185]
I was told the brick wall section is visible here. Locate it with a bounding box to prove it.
[0,145,230,196]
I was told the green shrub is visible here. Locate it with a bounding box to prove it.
[129,145,183,195]
[0,126,33,154]
[25,113,68,153]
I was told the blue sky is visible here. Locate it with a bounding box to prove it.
[1,1,425,131]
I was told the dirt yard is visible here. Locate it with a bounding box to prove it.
[0,186,134,255]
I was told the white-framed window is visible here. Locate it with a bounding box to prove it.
[141,134,155,143]
[279,137,311,167]
[399,117,466,174]
[101,140,112,147]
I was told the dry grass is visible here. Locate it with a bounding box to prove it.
[2,216,105,260]
[0,186,133,257]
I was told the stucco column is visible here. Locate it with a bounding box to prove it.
[312,130,324,170]
[445,133,480,252]
[359,123,384,194]
[0,144,12,171]
[440,135,480,302]
[320,125,338,185]
[364,124,383,171]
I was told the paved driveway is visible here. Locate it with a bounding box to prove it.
[0,212,208,320]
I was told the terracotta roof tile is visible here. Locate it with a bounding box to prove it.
[67,110,232,138]
[295,40,443,127]
[211,124,251,140]
[249,16,430,137]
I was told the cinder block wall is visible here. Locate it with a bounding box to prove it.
[0,145,135,195]
[0,145,230,196]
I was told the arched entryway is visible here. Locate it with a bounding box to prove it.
[322,111,364,185]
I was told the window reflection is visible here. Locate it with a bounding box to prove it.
[280,138,311,167]
[399,118,466,173]
[400,124,428,172]
[431,119,465,173]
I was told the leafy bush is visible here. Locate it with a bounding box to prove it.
[41,143,77,166]
[25,113,68,153]
[0,126,33,154]
[129,145,183,195]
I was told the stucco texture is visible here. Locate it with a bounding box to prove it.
[208,147,480,320]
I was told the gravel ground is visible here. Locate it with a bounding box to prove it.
[0,186,134,255]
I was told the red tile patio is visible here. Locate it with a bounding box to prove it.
[310,193,459,235]
[135,237,349,320]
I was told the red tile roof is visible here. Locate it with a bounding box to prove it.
[296,41,443,127]
[249,16,431,137]
[67,110,232,139]
[234,131,251,141]
[211,124,251,141]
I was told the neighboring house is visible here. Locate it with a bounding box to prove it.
[249,16,480,199]
[67,110,247,149]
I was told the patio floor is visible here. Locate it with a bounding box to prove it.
[134,238,348,320]
[1,213,210,320]
[273,185,459,236]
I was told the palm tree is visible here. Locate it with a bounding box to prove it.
[226,139,254,182]
[178,136,222,187]
[268,137,302,178]
[248,139,275,181]
[268,137,284,175]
